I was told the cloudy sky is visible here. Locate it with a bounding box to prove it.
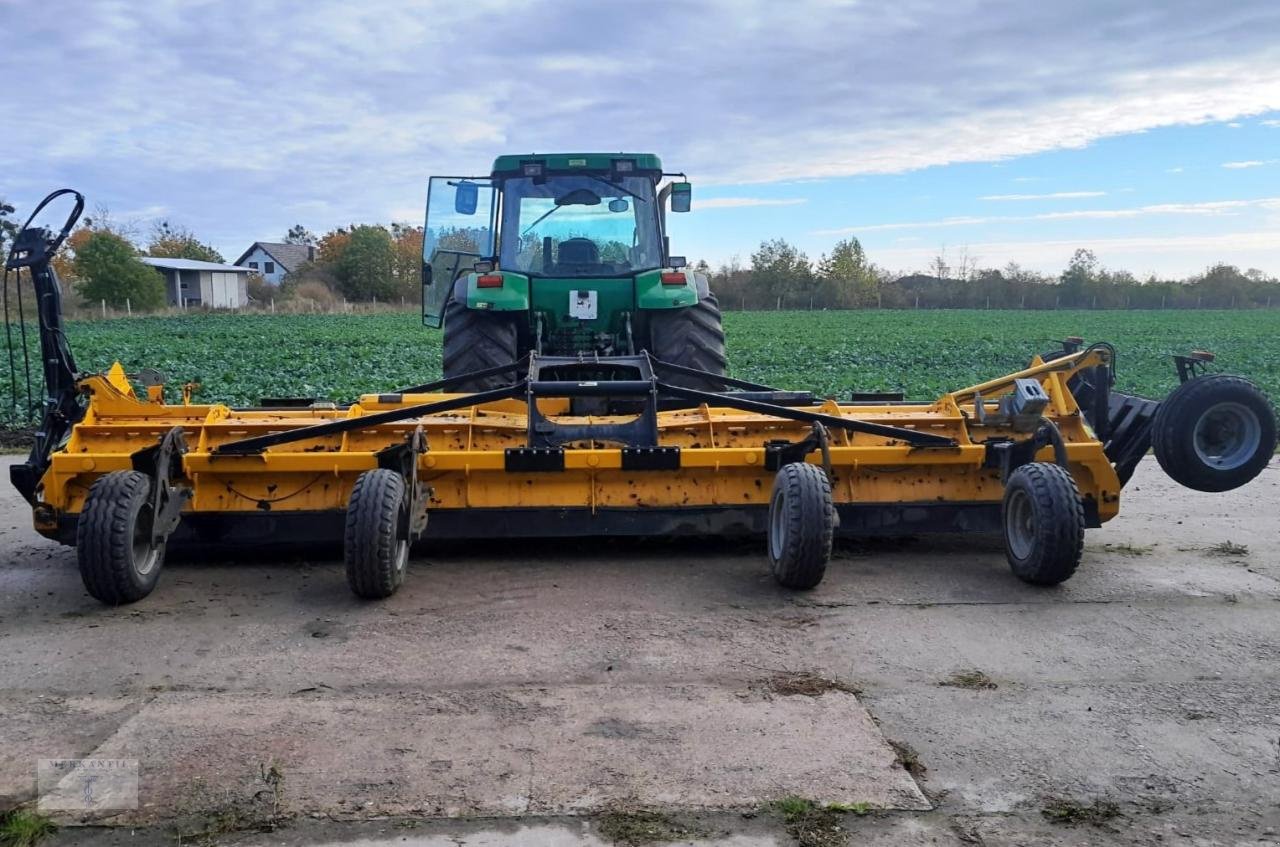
[3,0,1279,277]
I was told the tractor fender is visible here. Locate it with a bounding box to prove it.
[635,269,708,310]
[453,271,531,312]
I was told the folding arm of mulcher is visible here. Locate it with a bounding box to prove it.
[6,190,1277,605]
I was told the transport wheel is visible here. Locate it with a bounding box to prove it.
[647,293,728,391]
[76,470,166,605]
[344,469,410,599]
[441,297,520,392]
[767,462,835,590]
[1002,462,1085,586]
[1151,375,1276,492]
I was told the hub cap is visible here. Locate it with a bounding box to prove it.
[132,507,160,576]
[1193,401,1261,471]
[769,489,786,560]
[1005,488,1035,561]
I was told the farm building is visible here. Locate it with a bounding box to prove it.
[234,242,315,285]
[140,257,252,308]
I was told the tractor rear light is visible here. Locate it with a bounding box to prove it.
[477,274,503,288]
[521,162,544,177]
[612,158,635,172]
[661,273,686,285]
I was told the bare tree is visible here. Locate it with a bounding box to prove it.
[928,246,950,281]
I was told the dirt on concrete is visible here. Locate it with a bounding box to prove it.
[1,457,1279,846]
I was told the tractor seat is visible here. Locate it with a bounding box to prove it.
[557,238,599,267]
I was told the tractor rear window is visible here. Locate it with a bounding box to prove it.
[499,175,662,277]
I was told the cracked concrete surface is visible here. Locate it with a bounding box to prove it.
[2,457,1279,845]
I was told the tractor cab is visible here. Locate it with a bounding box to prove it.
[421,153,721,391]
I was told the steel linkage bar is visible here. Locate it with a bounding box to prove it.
[656,383,957,447]
[213,382,528,454]
[391,354,531,395]
[647,357,778,392]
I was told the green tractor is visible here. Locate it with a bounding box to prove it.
[421,153,725,390]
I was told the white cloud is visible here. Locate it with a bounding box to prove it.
[1222,159,1279,168]
[1227,121,1243,127]
[979,191,1107,201]
[869,231,1280,277]
[1166,167,1185,173]
[697,197,808,209]
[816,197,1280,235]
[3,0,1280,252]
[1262,119,1280,127]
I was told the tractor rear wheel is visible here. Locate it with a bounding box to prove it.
[646,293,727,391]
[76,470,166,605]
[1151,375,1276,492]
[1002,462,1084,586]
[441,297,520,392]
[344,469,410,599]
[767,462,835,590]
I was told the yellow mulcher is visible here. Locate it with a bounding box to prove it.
[5,190,1277,605]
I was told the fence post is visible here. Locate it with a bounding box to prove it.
[270,298,275,313]
[101,299,106,319]
[126,298,131,316]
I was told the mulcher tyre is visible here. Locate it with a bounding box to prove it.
[767,462,835,590]
[344,469,410,599]
[646,292,728,391]
[76,470,166,605]
[1150,374,1276,493]
[1002,462,1085,586]
[441,296,520,392]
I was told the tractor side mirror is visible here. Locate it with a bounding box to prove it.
[670,182,692,213]
[454,182,479,215]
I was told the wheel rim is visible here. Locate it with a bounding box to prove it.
[131,506,160,577]
[1193,401,1262,471]
[769,488,787,561]
[1005,488,1035,561]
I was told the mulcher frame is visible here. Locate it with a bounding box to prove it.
[25,344,1136,547]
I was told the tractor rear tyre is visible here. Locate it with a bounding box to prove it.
[441,297,520,392]
[1002,462,1085,586]
[344,469,410,599]
[1151,375,1276,492]
[767,462,835,590]
[76,470,166,605]
[647,293,728,391]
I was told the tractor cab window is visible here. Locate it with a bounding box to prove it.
[499,175,661,277]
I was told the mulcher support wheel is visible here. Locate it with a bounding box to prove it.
[1001,462,1085,586]
[1151,374,1276,492]
[344,469,411,599]
[76,470,167,605]
[767,462,836,590]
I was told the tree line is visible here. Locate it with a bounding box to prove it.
[707,238,1280,310]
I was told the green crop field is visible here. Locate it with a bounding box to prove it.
[3,309,1279,412]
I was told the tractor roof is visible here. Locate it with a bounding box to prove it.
[491,152,663,176]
